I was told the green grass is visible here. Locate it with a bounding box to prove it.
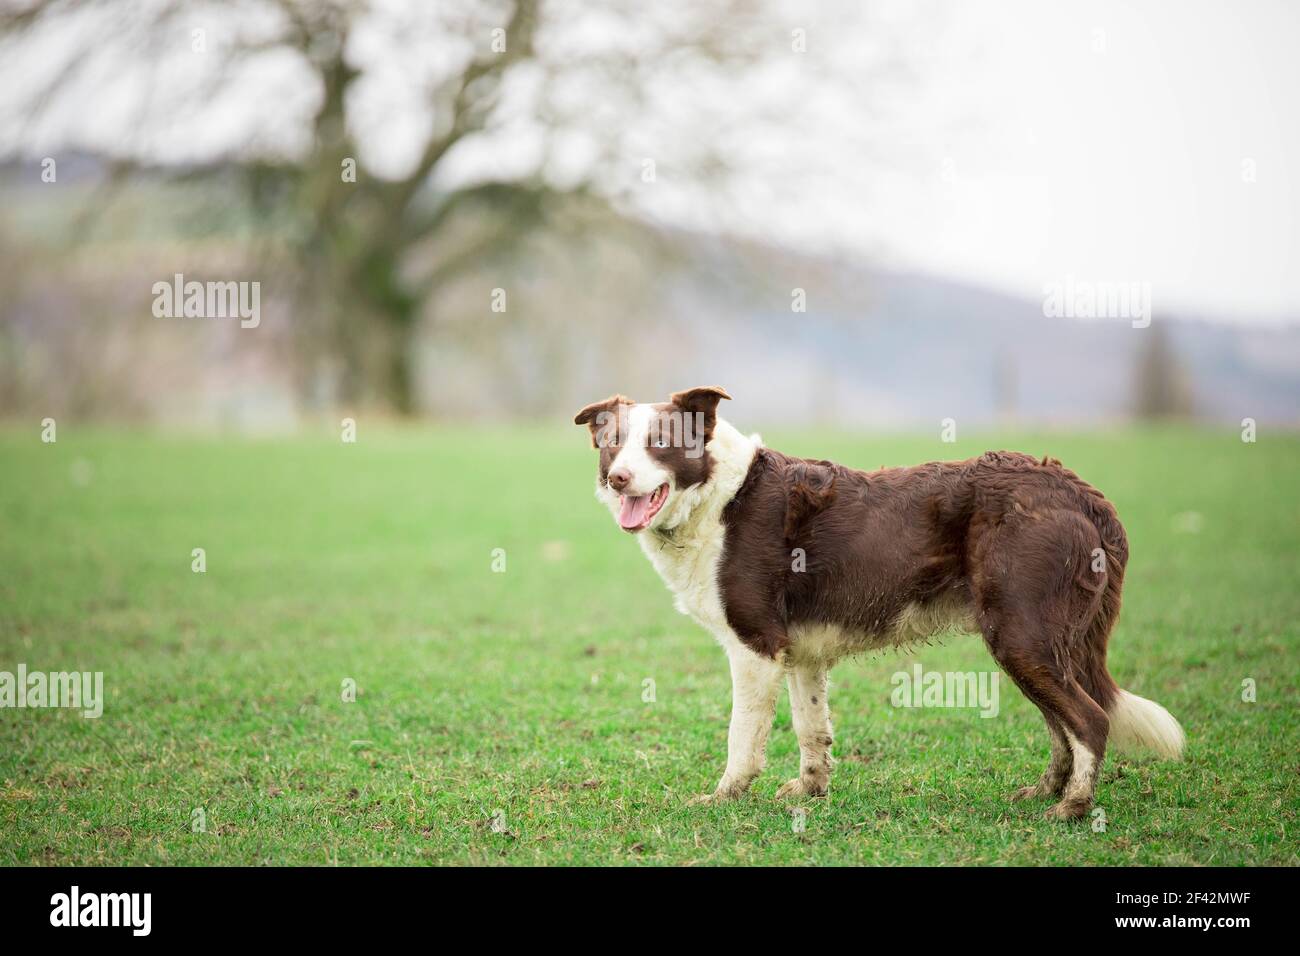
[1,424,1296,866]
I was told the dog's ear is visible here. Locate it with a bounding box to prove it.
[574,393,632,448]
[669,385,731,440]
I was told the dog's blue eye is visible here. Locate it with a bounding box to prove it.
[654,439,669,448]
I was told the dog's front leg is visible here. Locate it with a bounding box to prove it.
[689,646,783,805]
[776,663,833,798]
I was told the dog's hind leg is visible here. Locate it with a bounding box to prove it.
[777,663,833,799]
[689,645,784,804]
[982,613,1109,820]
[1010,710,1072,802]
[973,510,1112,820]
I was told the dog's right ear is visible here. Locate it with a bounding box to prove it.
[573,394,632,448]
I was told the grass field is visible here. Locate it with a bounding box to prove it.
[1,424,1296,866]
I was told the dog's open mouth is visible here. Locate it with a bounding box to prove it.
[618,483,669,532]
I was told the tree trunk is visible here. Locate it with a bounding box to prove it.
[383,324,417,417]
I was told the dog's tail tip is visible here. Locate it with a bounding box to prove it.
[1108,689,1185,760]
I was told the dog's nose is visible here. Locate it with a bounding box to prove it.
[608,468,632,492]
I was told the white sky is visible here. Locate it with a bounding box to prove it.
[3,0,1297,321]
[836,0,1300,321]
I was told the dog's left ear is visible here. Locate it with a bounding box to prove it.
[669,385,732,439]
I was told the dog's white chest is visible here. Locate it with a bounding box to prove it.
[640,521,732,639]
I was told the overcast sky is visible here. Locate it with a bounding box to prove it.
[4,0,1297,322]
[828,0,1300,322]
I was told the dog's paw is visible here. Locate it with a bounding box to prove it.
[1010,784,1051,802]
[1043,799,1090,821]
[776,776,829,800]
[686,790,734,807]
[687,778,753,806]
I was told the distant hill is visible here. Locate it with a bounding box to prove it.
[638,234,1300,427]
[4,154,1298,427]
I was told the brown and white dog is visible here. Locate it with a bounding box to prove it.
[575,386,1185,819]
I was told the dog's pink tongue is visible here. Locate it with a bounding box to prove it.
[619,494,652,529]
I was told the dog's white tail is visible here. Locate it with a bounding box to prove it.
[1108,689,1185,759]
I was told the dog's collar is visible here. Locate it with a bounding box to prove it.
[652,525,683,551]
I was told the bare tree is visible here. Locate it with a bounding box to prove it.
[2,0,902,414]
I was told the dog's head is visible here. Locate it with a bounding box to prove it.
[573,386,732,533]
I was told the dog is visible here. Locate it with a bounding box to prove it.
[574,386,1185,819]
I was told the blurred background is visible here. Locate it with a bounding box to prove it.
[3,1,1299,870]
[1,0,1298,430]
